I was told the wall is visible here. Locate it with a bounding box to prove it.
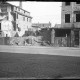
[0,37,10,45]
[54,37,67,47]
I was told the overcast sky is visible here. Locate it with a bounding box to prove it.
[8,1,62,27]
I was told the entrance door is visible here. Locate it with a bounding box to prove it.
[74,31,79,46]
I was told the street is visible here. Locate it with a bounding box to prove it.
[0,46,80,79]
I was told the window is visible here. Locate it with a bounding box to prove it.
[17,24,18,28]
[29,18,31,22]
[27,18,28,21]
[18,27,21,31]
[1,6,7,12]
[65,14,70,23]
[7,16,8,20]
[23,16,25,21]
[65,2,70,6]
[13,22,16,31]
[76,14,80,22]
[17,13,18,19]
[11,6,13,11]
[16,7,17,10]
[18,8,20,11]
[0,23,1,30]
[13,13,16,21]
[76,2,80,4]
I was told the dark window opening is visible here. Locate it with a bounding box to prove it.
[76,2,80,4]
[0,23,1,30]
[65,2,70,6]
[17,13,18,19]
[17,24,18,28]
[27,18,28,21]
[76,14,80,22]
[11,6,13,11]
[16,7,17,10]
[23,16,25,21]
[18,27,21,31]
[12,22,16,31]
[14,13,16,21]
[55,29,71,37]
[74,31,79,45]
[65,14,70,23]
[7,16,8,20]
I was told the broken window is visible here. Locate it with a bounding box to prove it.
[17,13,18,19]
[12,22,16,31]
[65,14,70,23]
[23,16,25,21]
[0,23,1,30]
[1,6,7,12]
[76,14,80,22]
[27,17,28,22]
[7,16,8,20]
[14,13,16,21]
[17,24,18,28]
[11,6,13,11]
[65,2,70,6]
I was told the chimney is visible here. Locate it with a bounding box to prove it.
[19,1,22,8]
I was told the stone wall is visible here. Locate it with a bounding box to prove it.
[54,37,67,47]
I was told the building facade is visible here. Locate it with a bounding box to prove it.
[0,2,32,37]
[51,2,80,47]
[61,2,80,47]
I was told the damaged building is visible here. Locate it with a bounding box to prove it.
[0,2,32,37]
[51,2,80,47]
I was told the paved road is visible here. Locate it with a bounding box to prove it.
[0,45,80,57]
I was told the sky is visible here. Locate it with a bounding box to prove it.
[8,1,62,27]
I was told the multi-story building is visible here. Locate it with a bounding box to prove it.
[61,2,80,47]
[0,2,32,37]
[52,2,80,47]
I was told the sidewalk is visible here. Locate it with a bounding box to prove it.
[0,45,80,57]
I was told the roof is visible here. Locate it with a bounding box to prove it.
[32,23,51,28]
[0,2,30,13]
[15,11,32,18]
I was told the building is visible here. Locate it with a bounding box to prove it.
[51,2,80,47]
[32,22,51,31]
[0,2,32,37]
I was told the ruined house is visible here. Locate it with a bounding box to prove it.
[51,2,80,47]
[0,2,32,37]
[32,22,51,32]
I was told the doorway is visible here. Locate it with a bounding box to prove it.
[74,31,79,46]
